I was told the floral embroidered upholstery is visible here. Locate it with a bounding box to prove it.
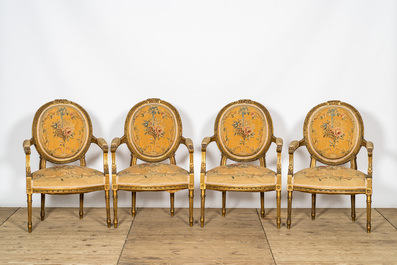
[206,164,276,187]
[117,163,189,186]
[293,166,366,189]
[34,102,91,163]
[217,104,271,160]
[125,102,180,160]
[305,104,363,164]
[32,165,105,189]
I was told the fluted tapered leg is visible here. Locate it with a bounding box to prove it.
[222,191,226,217]
[367,194,372,233]
[189,189,194,227]
[287,191,292,229]
[27,194,32,233]
[105,190,111,228]
[113,190,118,228]
[276,190,281,229]
[131,192,136,217]
[260,192,265,218]
[40,193,45,221]
[200,189,206,227]
[79,193,84,219]
[170,193,175,216]
[311,193,316,220]
[351,194,356,222]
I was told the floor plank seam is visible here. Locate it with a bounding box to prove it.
[375,208,397,231]
[0,207,20,227]
[256,209,277,265]
[117,210,136,265]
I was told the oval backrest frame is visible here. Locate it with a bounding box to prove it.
[303,100,364,165]
[32,99,93,164]
[124,98,182,162]
[214,99,274,162]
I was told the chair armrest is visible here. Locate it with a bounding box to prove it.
[275,137,283,153]
[182,137,194,153]
[23,139,33,155]
[111,137,122,153]
[289,140,300,154]
[96,137,109,153]
[201,137,212,151]
[365,141,374,155]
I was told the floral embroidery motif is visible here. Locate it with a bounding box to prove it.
[309,107,358,159]
[130,104,177,157]
[220,105,268,157]
[39,105,88,159]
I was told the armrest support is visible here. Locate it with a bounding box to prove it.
[182,137,194,153]
[288,139,304,191]
[200,136,215,189]
[364,140,374,178]
[111,137,122,153]
[181,137,194,187]
[274,137,283,190]
[23,139,33,178]
[92,136,109,182]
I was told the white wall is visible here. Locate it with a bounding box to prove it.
[1,0,396,209]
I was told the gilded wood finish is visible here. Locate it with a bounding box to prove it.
[23,99,111,232]
[200,99,282,228]
[287,100,373,232]
[112,98,194,228]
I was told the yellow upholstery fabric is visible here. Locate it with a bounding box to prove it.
[117,163,189,186]
[293,166,366,189]
[206,164,276,187]
[128,104,177,157]
[38,105,89,159]
[32,165,104,189]
[219,105,268,157]
[307,106,359,160]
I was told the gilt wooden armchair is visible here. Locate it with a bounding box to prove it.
[23,99,111,232]
[200,100,282,228]
[111,98,194,227]
[287,100,373,232]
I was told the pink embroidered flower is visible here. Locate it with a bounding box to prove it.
[155,125,164,136]
[64,126,73,137]
[333,127,343,138]
[244,126,253,136]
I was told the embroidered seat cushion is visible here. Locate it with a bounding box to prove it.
[293,166,366,189]
[206,164,276,187]
[31,165,105,189]
[117,163,189,186]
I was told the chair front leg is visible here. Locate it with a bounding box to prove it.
[222,191,226,217]
[131,192,136,217]
[79,194,84,219]
[200,189,206,227]
[41,193,45,221]
[287,191,292,229]
[277,190,281,229]
[367,194,372,233]
[27,194,33,233]
[351,195,356,222]
[105,190,111,228]
[189,189,194,227]
[170,193,175,216]
[311,193,316,220]
[260,192,265,218]
[113,190,118,228]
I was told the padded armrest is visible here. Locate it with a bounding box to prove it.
[366,141,374,154]
[275,137,283,153]
[184,137,194,152]
[111,137,122,152]
[289,140,300,154]
[201,137,212,150]
[23,139,32,154]
[96,138,108,152]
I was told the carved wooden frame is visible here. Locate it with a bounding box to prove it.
[200,99,282,228]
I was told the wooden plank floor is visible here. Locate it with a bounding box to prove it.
[0,207,396,264]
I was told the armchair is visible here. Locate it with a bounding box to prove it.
[24,99,111,232]
[111,98,194,227]
[200,100,282,228]
[287,100,373,232]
